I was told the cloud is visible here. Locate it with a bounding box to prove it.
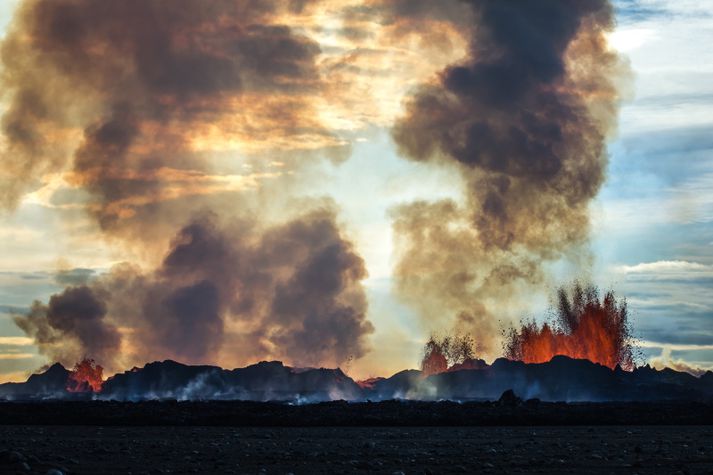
[648,347,713,376]
[0,371,31,384]
[615,260,712,274]
[0,353,35,360]
[0,305,30,315]
[614,0,670,24]
[639,340,713,351]
[613,261,713,288]
[53,268,96,286]
[0,336,33,345]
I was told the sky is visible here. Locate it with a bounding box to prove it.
[0,0,712,382]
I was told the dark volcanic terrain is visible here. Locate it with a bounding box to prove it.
[2,356,712,403]
[2,425,713,474]
[2,400,713,426]
[2,359,712,474]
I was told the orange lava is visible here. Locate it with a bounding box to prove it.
[504,284,634,370]
[422,349,448,376]
[66,358,104,393]
[356,377,384,390]
[421,334,477,376]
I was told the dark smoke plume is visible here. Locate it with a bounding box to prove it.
[14,206,373,372]
[390,0,626,353]
[14,286,121,366]
[0,0,339,229]
[3,1,373,371]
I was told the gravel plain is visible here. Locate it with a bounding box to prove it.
[2,425,713,474]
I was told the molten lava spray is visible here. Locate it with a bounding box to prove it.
[421,334,478,376]
[504,283,635,370]
[66,358,104,393]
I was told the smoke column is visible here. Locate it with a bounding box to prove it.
[15,206,373,372]
[2,0,373,371]
[390,0,626,355]
[1,0,627,372]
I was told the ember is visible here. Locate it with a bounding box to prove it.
[66,358,104,393]
[504,283,635,370]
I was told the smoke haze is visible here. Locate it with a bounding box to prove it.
[14,206,373,372]
[390,0,626,355]
[0,0,626,374]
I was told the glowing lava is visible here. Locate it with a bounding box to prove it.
[66,358,104,393]
[356,377,384,390]
[421,334,477,376]
[504,283,634,370]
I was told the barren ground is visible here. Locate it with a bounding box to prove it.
[2,425,713,474]
[1,402,713,474]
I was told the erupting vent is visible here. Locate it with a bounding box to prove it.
[504,283,634,370]
[66,358,104,393]
[421,334,477,376]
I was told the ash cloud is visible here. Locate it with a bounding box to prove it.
[15,207,373,372]
[14,286,121,366]
[3,0,374,371]
[0,0,338,226]
[3,0,626,371]
[389,0,627,353]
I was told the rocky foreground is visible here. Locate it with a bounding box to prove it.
[2,400,713,474]
[2,425,713,474]
[1,399,713,426]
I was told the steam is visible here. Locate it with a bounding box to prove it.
[390,0,626,354]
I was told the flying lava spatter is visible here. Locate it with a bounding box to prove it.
[66,358,104,393]
[504,283,635,370]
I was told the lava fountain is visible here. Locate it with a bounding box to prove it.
[504,283,635,370]
[66,358,104,393]
[421,334,482,376]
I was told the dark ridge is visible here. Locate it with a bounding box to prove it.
[0,363,70,399]
[1,356,712,402]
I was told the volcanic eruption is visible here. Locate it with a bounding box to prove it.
[2,282,711,403]
[421,334,482,376]
[66,358,104,393]
[389,0,628,361]
[504,283,635,370]
[2,0,703,405]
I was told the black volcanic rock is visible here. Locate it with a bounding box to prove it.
[2,357,712,402]
[369,369,422,400]
[366,356,713,402]
[701,371,713,386]
[98,360,363,402]
[223,361,363,401]
[0,363,69,399]
[498,389,522,406]
[100,360,224,400]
